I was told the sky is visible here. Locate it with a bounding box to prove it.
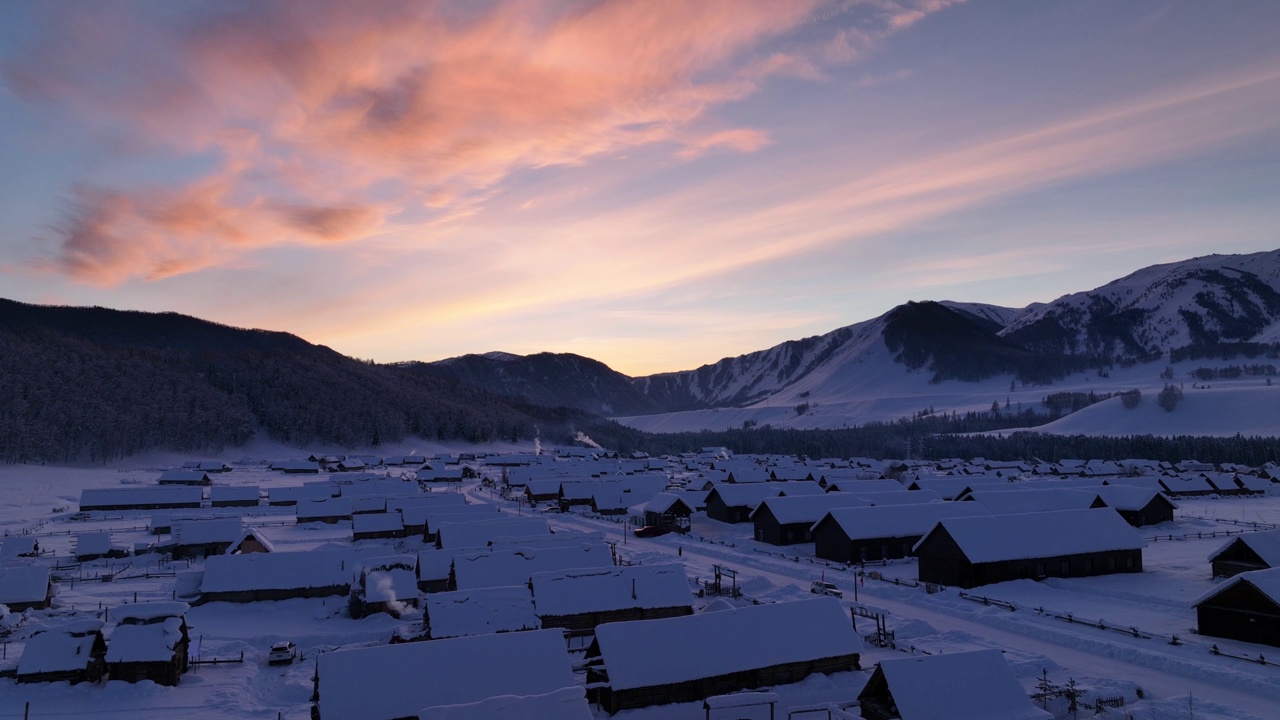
[2,1,1279,377]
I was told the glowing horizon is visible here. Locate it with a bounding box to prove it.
[2,1,1279,376]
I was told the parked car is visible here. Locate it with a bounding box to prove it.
[633,525,669,538]
[267,641,297,665]
[810,580,842,598]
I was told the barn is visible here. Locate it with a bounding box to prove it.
[586,596,862,714]
[531,564,693,634]
[857,649,1051,720]
[104,602,190,686]
[914,508,1144,589]
[1195,568,1280,648]
[1208,530,1280,578]
[811,503,992,564]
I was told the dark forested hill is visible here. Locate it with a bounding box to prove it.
[0,299,631,463]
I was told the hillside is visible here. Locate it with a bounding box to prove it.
[0,299,634,463]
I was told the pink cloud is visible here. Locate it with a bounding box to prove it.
[6,0,960,284]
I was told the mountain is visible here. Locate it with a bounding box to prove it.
[0,299,636,463]
[415,352,660,416]
[1000,251,1280,359]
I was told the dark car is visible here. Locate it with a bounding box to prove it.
[632,525,669,538]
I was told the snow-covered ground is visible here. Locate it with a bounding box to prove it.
[614,352,1280,436]
[3,454,1280,719]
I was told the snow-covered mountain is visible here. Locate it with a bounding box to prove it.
[1000,251,1280,358]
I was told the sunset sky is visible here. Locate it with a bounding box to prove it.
[2,1,1279,376]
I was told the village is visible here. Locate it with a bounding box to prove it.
[0,449,1279,719]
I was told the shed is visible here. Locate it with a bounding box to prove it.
[857,649,1051,720]
[105,602,190,686]
[1209,530,1280,578]
[531,564,693,634]
[314,629,575,720]
[587,596,862,714]
[75,532,129,562]
[914,508,1144,589]
[16,619,107,684]
[0,565,54,611]
[351,555,420,618]
[1195,568,1280,648]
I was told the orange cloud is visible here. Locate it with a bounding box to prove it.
[7,0,960,284]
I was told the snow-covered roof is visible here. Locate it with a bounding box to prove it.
[815,503,992,541]
[76,531,124,556]
[172,518,242,545]
[157,469,209,484]
[1194,567,1280,608]
[869,649,1052,720]
[750,493,873,525]
[271,459,320,472]
[317,629,575,720]
[1093,485,1179,512]
[210,485,260,502]
[0,565,50,605]
[226,528,277,554]
[296,497,353,519]
[1158,476,1216,494]
[80,486,202,509]
[0,536,38,557]
[268,485,333,503]
[17,620,104,676]
[1208,530,1280,566]
[418,686,593,720]
[363,564,418,605]
[916,508,1144,563]
[105,617,185,663]
[424,585,540,639]
[966,488,1104,515]
[531,564,692,617]
[353,511,404,535]
[907,476,1009,500]
[436,517,550,549]
[110,601,189,623]
[452,544,614,591]
[488,531,607,552]
[201,552,351,593]
[640,493,691,515]
[593,597,863,691]
[707,483,787,508]
[822,479,905,494]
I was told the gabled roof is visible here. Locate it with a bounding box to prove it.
[317,629,574,720]
[592,597,863,691]
[750,493,872,525]
[1194,567,1280,608]
[1092,485,1178,512]
[915,508,1144,563]
[966,488,1105,515]
[1208,530,1280,567]
[201,551,351,593]
[531,564,692,617]
[865,649,1052,720]
[171,518,242,545]
[816,503,991,541]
